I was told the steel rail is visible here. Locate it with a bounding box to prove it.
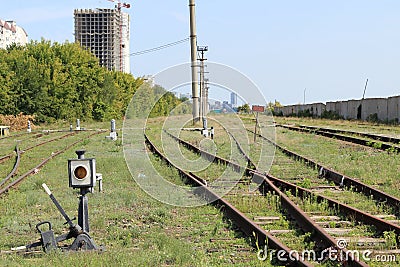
[277,124,400,153]
[0,145,21,187]
[249,129,400,214]
[297,124,400,145]
[164,130,246,174]
[144,133,312,267]
[0,152,14,164]
[0,131,32,140]
[227,132,257,170]
[0,132,77,187]
[0,131,76,165]
[254,170,400,236]
[163,130,368,266]
[21,132,76,153]
[0,131,105,195]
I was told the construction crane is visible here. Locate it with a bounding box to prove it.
[107,0,131,11]
[107,0,131,72]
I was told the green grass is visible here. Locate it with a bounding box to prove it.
[0,120,269,266]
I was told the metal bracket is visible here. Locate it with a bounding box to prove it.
[36,221,57,253]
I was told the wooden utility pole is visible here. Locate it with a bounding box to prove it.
[252,105,265,143]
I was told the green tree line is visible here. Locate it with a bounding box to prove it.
[0,40,187,122]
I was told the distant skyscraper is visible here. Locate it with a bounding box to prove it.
[230,92,238,108]
[74,8,130,73]
[0,19,28,49]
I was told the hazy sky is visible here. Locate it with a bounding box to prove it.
[2,0,400,105]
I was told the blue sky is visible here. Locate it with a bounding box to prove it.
[2,0,400,105]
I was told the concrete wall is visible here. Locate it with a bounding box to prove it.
[388,96,400,122]
[275,96,399,123]
[361,98,388,121]
[347,99,361,120]
[311,103,325,116]
[326,102,336,112]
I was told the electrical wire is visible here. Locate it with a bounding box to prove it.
[128,37,190,57]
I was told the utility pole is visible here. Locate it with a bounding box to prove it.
[198,46,208,127]
[304,88,306,104]
[362,78,369,99]
[204,78,209,116]
[189,0,200,123]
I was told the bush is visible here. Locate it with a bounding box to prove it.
[366,113,379,123]
[0,113,35,131]
[321,110,343,120]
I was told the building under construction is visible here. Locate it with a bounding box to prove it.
[74,8,130,73]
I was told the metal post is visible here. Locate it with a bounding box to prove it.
[110,119,117,140]
[111,119,116,132]
[75,149,90,232]
[78,191,90,233]
[96,173,103,192]
[198,46,208,125]
[189,0,199,123]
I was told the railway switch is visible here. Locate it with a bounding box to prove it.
[11,151,103,254]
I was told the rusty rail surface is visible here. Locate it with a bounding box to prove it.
[0,131,105,195]
[297,124,400,145]
[0,145,21,187]
[249,129,400,214]
[254,170,400,236]
[0,131,76,164]
[144,133,312,267]
[0,132,77,188]
[162,130,369,266]
[277,124,400,153]
[0,153,14,164]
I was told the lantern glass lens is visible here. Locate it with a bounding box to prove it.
[74,166,87,180]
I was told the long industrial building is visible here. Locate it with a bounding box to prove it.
[0,19,28,49]
[274,95,400,123]
[74,8,130,73]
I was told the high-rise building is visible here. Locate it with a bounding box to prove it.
[230,92,238,108]
[0,19,28,49]
[74,8,130,73]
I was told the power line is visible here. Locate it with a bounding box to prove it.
[128,37,190,57]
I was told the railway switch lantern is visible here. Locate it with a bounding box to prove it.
[68,150,96,189]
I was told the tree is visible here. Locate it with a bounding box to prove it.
[0,39,143,122]
[237,103,250,114]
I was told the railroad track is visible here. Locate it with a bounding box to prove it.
[145,132,312,266]
[248,129,400,214]
[164,127,400,266]
[277,124,400,153]
[246,129,400,264]
[0,130,80,164]
[298,125,400,144]
[0,130,106,196]
[0,131,34,140]
[155,130,378,266]
[0,132,76,188]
